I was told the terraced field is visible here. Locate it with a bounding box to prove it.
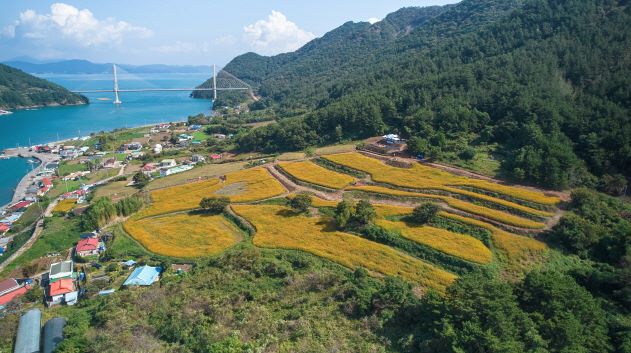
[123,213,242,257]
[376,219,493,264]
[119,150,556,289]
[348,185,546,229]
[137,167,286,218]
[232,204,456,291]
[278,160,355,189]
[324,152,560,205]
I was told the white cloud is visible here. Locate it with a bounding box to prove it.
[3,3,152,47]
[153,41,209,54]
[243,11,315,55]
[367,17,381,24]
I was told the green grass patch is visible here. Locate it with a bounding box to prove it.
[105,224,154,260]
[192,130,210,141]
[2,216,81,273]
[58,162,88,176]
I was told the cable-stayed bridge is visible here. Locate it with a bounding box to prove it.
[71,64,251,104]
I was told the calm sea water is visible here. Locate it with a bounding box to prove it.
[0,72,212,206]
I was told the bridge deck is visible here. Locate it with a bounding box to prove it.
[72,87,249,93]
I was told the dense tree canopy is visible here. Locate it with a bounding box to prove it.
[0,63,87,109]
[210,0,630,190]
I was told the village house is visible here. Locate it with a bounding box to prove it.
[153,144,163,154]
[75,237,103,257]
[0,224,10,236]
[210,153,222,161]
[9,200,33,213]
[191,154,205,163]
[123,265,161,286]
[0,278,31,305]
[46,278,78,306]
[38,177,53,196]
[160,159,177,168]
[160,165,193,177]
[142,163,157,176]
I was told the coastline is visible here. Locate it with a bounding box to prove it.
[0,100,88,113]
[0,150,56,211]
[0,119,180,209]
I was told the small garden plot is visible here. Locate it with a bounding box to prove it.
[138,168,286,218]
[232,204,456,291]
[376,219,492,264]
[123,213,242,257]
[324,153,559,206]
[278,160,355,189]
[53,199,76,213]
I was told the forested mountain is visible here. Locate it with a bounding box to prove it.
[205,0,631,191]
[0,64,88,110]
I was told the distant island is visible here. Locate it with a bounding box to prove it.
[0,64,88,110]
[3,59,213,75]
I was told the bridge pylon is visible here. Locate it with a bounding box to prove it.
[112,64,122,104]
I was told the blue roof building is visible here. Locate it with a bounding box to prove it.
[123,265,161,286]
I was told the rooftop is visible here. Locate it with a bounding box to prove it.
[49,260,73,276]
[123,265,161,286]
[76,238,99,252]
[48,278,75,296]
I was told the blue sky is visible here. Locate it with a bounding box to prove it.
[0,0,457,66]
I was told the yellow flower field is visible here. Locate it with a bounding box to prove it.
[349,185,546,229]
[440,212,547,273]
[53,199,76,213]
[377,219,493,264]
[278,160,355,189]
[123,213,242,257]
[232,204,456,291]
[324,153,559,205]
[137,168,286,218]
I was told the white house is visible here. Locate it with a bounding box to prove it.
[153,144,163,154]
[159,159,177,168]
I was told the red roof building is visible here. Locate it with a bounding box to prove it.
[75,238,100,257]
[0,278,30,305]
[41,178,52,187]
[210,154,222,160]
[9,201,32,212]
[48,278,75,297]
[0,223,10,234]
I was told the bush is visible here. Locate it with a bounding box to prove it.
[132,172,150,188]
[412,203,440,224]
[352,200,376,227]
[335,200,353,229]
[289,193,312,213]
[199,197,230,214]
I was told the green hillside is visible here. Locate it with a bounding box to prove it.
[0,63,88,110]
[208,0,630,190]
